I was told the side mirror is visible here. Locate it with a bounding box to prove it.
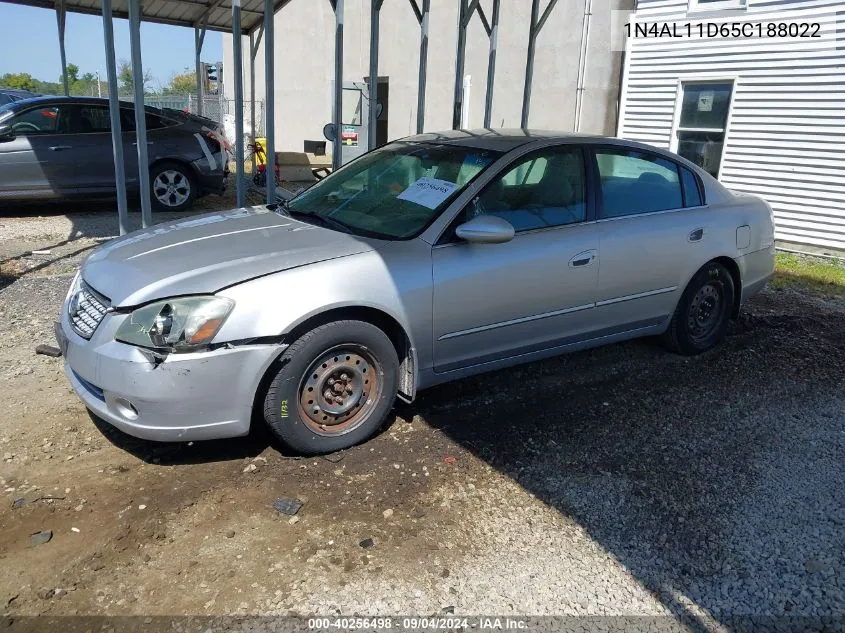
[0,123,14,142]
[455,214,515,244]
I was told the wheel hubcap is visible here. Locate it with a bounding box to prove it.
[153,170,190,207]
[298,346,382,436]
[688,283,722,340]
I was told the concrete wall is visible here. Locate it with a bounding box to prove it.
[225,0,632,154]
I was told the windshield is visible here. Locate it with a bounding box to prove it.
[287,142,501,239]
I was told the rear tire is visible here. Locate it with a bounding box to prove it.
[263,320,398,454]
[663,261,735,355]
[150,161,196,212]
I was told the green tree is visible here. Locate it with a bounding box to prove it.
[0,72,37,91]
[162,70,196,95]
[118,59,154,95]
[61,63,80,85]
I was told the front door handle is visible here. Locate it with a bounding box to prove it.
[48,145,72,151]
[569,249,597,268]
[132,141,154,146]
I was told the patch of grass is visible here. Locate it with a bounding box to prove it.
[772,252,845,300]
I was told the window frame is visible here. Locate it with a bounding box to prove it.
[687,0,747,14]
[670,78,736,180]
[436,144,596,245]
[590,144,703,221]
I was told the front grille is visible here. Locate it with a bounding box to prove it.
[69,281,111,340]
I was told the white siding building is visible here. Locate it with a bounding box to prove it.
[617,0,844,255]
[224,0,631,155]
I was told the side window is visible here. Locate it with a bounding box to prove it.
[470,147,587,233]
[119,109,171,131]
[9,106,60,135]
[80,106,111,132]
[680,166,703,207]
[596,150,683,218]
[62,105,111,134]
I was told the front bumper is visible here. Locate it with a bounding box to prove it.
[57,308,284,442]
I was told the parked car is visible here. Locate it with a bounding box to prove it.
[55,130,775,454]
[0,88,41,105]
[0,96,229,211]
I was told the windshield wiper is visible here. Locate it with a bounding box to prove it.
[285,207,352,234]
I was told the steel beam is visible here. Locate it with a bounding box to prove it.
[483,0,500,128]
[232,0,245,206]
[129,0,152,228]
[249,29,256,174]
[521,0,559,128]
[331,0,344,170]
[194,25,206,116]
[101,0,129,235]
[416,0,429,134]
[56,0,68,96]
[452,0,468,129]
[367,0,379,150]
[264,0,275,203]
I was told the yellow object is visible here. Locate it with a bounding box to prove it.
[254,137,267,165]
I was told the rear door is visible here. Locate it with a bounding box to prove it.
[0,102,77,198]
[62,103,140,193]
[590,145,712,328]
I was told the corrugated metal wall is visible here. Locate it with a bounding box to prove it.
[618,0,845,252]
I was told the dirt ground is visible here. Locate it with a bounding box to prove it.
[1,199,844,630]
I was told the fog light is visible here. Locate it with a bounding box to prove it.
[113,397,139,420]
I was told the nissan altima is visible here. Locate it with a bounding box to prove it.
[56,130,775,454]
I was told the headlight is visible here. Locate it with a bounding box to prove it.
[115,296,234,351]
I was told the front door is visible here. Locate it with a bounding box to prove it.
[0,103,77,198]
[432,145,600,373]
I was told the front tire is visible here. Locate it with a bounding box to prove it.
[263,320,399,454]
[663,261,735,355]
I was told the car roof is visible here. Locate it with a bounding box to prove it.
[6,95,137,108]
[402,128,612,152]
[403,128,675,155]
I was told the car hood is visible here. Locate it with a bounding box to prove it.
[82,206,382,306]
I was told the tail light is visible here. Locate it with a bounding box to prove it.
[205,133,221,154]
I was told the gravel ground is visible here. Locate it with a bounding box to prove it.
[1,206,844,631]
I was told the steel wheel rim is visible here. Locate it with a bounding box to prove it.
[688,282,722,341]
[153,170,191,207]
[297,345,383,436]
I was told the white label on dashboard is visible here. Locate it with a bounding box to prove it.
[397,177,458,209]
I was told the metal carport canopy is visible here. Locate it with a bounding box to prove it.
[1,0,560,236]
[4,0,282,34]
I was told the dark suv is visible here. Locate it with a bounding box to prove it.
[0,96,229,211]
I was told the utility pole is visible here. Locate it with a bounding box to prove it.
[96,72,102,97]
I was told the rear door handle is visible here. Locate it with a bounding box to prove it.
[132,141,154,146]
[48,145,72,151]
[689,228,704,242]
[569,249,597,268]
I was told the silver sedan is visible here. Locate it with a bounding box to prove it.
[56,130,775,454]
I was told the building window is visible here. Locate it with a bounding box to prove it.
[672,82,733,178]
[688,0,747,12]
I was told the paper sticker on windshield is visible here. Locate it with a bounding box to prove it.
[396,177,458,209]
